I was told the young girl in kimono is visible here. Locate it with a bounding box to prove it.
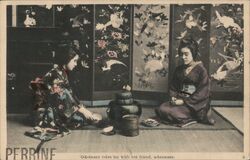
[29,44,102,139]
[155,38,215,127]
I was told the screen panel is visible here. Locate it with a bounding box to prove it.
[94,5,131,91]
[132,4,170,92]
[209,4,243,93]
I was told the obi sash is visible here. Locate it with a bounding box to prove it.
[181,84,196,97]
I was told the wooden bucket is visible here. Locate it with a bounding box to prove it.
[121,115,139,137]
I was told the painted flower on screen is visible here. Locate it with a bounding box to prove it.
[96,23,106,30]
[45,4,53,10]
[24,15,36,27]
[110,11,124,28]
[111,32,122,39]
[56,6,64,12]
[185,15,197,29]
[118,42,129,52]
[107,51,118,58]
[98,40,107,49]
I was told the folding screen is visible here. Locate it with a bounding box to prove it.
[209,4,243,95]
[132,5,170,93]
[7,4,244,108]
[94,5,131,91]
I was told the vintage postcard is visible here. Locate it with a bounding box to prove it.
[0,0,250,160]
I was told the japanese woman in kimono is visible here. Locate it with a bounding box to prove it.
[30,44,102,136]
[155,38,215,127]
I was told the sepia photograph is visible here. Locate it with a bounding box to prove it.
[0,0,249,160]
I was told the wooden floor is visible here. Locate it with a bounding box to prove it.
[6,107,244,153]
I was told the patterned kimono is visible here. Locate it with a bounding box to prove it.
[155,62,214,125]
[27,65,85,140]
[42,65,85,128]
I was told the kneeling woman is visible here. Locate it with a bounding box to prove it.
[155,38,215,127]
[28,44,101,139]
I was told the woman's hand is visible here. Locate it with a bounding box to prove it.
[175,99,184,105]
[78,105,95,120]
[77,104,102,122]
[170,97,184,105]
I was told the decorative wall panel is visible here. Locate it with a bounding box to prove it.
[171,4,210,72]
[94,5,131,91]
[209,4,243,92]
[132,5,170,92]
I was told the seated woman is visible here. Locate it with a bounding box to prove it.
[28,44,102,139]
[155,38,215,127]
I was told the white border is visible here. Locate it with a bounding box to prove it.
[0,0,249,160]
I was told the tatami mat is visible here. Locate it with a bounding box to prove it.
[7,106,243,152]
